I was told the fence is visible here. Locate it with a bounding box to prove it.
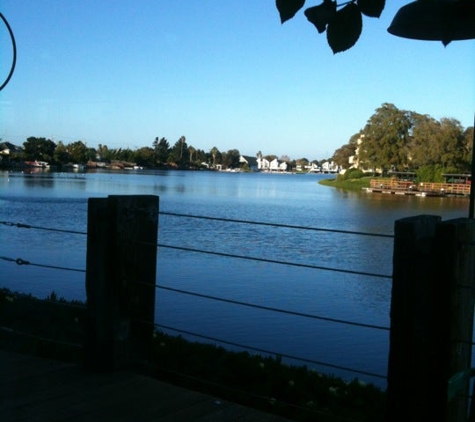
[1,195,475,422]
[370,178,471,196]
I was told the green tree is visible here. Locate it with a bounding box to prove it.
[23,137,56,162]
[153,137,169,164]
[332,133,360,169]
[437,118,468,170]
[189,145,196,165]
[463,126,474,171]
[67,141,90,164]
[168,136,189,167]
[134,147,155,167]
[97,144,112,162]
[358,103,412,174]
[210,146,219,168]
[53,141,70,164]
[222,149,241,169]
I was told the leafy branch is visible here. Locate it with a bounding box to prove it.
[276,0,386,53]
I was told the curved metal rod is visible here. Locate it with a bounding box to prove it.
[0,12,17,91]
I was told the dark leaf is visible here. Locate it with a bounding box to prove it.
[304,0,337,33]
[357,0,385,18]
[276,0,306,24]
[327,3,362,53]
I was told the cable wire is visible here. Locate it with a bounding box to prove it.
[156,284,390,331]
[154,323,387,380]
[160,211,394,239]
[0,221,87,236]
[0,255,86,273]
[158,243,392,279]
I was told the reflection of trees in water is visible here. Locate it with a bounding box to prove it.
[23,174,55,189]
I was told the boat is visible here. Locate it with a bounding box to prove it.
[24,160,49,168]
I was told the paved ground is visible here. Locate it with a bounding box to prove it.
[0,350,294,422]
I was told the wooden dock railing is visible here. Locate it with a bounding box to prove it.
[370,178,471,195]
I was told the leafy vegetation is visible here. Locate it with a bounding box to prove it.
[332,103,474,177]
[1,135,325,172]
[319,175,371,191]
[276,0,385,53]
[0,288,386,421]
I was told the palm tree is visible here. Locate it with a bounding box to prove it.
[189,146,196,164]
[210,146,219,168]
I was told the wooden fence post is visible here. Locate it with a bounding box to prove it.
[435,218,475,422]
[85,195,159,372]
[387,215,475,422]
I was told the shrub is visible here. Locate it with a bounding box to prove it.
[338,168,365,181]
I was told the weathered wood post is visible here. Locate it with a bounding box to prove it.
[387,215,475,422]
[436,218,475,421]
[85,195,159,372]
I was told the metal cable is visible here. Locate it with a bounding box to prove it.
[0,255,86,273]
[160,211,394,239]
[156,284,390,331]
[154,323,387,380]
[158,243,392,279]
[0,221,87,236]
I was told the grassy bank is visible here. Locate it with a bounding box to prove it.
[0,288,386,421]
[319,176,372,191]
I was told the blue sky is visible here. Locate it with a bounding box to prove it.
[1,1,474,161]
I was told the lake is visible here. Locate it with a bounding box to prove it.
[0,169,470,387]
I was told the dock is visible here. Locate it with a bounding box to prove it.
[0,350,293,422]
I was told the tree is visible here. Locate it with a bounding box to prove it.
[67,140,90,164]
[276,0,385,54]
[189,145,196,164]
[410,115,468,172]
[53,141,70,164]
[96,144,112,162]
[222,149,241,169]
[464,126,474,171]
[23,137,56,162]
[134,147,155,167]
[168,136,189,167]
[358,103,412,174]
[210,146,219,168]
[333,143,356,169]
[153,137,170,164]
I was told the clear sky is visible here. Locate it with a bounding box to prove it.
[1,1,474,161]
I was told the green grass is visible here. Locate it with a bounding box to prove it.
[0,288,386,421]
[319,176,372,191]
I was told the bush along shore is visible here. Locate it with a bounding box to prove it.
[319,169,372,191]
[0,288,386,421]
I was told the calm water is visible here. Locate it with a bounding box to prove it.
[0,169,470,387]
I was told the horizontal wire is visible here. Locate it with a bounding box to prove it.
[0,326,84,349]
[0,221,87,236]
[154,323,387,380]
[157,243,392,279]
[0,255,86,273]
[156,284,390,331]
[159,211,394,239]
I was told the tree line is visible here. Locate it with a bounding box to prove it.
[332,103,474,180]
[2,135,324,171]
